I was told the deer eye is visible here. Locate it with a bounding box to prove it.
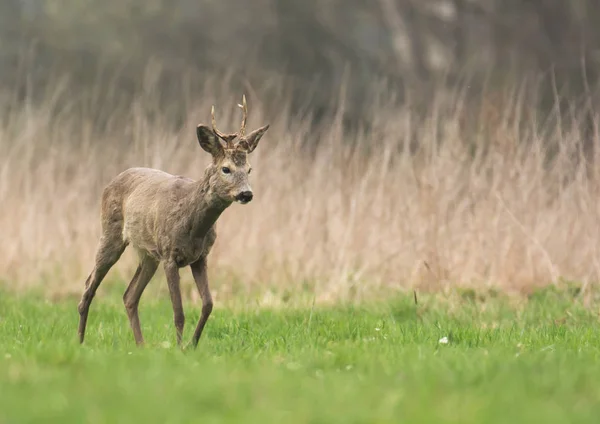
[248,168,252,175]
[221,167,231,174]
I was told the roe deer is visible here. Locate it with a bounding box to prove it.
[77,95,269,348]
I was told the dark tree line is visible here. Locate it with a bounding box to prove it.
[1,0,599,126]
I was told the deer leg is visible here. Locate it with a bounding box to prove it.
[190,257,213,349]
[77,236,126,343]
[123,254,159,346]
[164,261,185,346]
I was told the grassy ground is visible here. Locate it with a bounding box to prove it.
[1,285,600,423]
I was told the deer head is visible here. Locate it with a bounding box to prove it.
[196,95,270,204]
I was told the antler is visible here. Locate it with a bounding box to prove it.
[211,105,237,149]
[210,95,252,150]
[237,94,248,137]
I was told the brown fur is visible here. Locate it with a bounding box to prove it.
[77,97,269,348]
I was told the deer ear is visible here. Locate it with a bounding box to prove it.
[196,125,223,157]
[239,124,270,153]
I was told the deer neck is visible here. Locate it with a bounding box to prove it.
[188,167,231,239]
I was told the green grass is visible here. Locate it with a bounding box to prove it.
[1,286,600,423]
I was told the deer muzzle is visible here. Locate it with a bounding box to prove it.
[235,190,253,204]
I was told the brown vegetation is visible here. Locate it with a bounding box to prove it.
[1,1,600,302]
[1,71,599,302]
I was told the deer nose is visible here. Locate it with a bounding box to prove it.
[235,191,253,204]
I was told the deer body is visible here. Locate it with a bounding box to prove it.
[112,167,221,266]
[77,96,269,348]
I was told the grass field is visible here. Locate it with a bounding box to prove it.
[1,285,600,423]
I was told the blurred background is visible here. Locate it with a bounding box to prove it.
[1,0,600,302]
[2,0,599,125]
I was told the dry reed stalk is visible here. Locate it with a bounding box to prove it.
[1,76,599,301]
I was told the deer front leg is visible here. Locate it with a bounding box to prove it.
[164,261,185,346]
[189,257,213,349]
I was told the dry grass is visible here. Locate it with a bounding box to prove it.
[1,73,600,302]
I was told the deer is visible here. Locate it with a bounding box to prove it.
[77,95,269,348]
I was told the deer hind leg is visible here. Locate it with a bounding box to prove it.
[190,257,213,349]
[77,234,127,343]
[123,253,159,346]
[164,261,185,346]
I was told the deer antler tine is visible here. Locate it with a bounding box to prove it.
[237,94,248,137]
[211,105,234,148]
[211,105,219,134]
